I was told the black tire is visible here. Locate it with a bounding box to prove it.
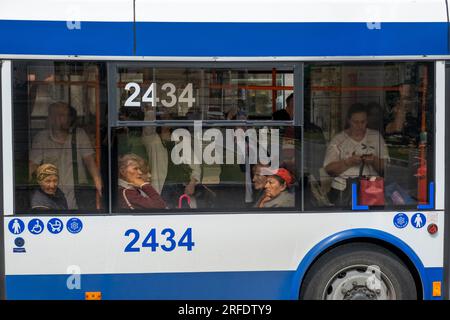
[299,242,418,300]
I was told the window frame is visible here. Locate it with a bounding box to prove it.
[12,60,110,216]
[108,61,303,215]
[302,60,437,213]
[10,60,437,216]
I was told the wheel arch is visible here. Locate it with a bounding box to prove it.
[292,228,427,300]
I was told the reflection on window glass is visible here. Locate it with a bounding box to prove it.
[303,62,434,210]
[13,62,107,212]
[113,125,299,212]
[117,67,294,121]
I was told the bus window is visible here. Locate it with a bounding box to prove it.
[117,67,294,121]
[303,62,435,211]
[118,67,203,121]
[113,65,299,213]
[112,124,300,212]
[13,61,108,213]
[201,68,294,121]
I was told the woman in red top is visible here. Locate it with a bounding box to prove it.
[118,154,167,210]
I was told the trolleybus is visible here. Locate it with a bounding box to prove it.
[0,0,449,300]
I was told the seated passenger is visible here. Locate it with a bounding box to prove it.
[323,103,389,206]
[118,154,167,210]
[31,164,68,210]
[256,168,295,208]
[251,163,270,206]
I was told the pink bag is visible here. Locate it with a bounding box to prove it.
[178,194,191,208]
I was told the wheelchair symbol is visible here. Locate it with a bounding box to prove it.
[32,223,42,233]
[47,218,63,234]
[28,219,44,235]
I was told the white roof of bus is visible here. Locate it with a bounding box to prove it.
[0,0,447,22]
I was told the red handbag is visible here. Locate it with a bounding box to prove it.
[360,177,385,206]
[358,159,385,206]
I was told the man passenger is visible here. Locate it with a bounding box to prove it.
[29,101,102,209]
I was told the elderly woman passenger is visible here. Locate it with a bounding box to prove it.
[118,154,167,210]
[256,168,295,208]
[31,164,68,210]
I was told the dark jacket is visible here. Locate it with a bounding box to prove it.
[31,188,68,210]
[119,180,167,210]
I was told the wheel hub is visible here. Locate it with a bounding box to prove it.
[323,265,395,300]
[343,286,377,300]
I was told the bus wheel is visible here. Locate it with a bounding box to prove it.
[299,243,417,300]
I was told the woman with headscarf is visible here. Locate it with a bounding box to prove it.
[31,163,69,210]
[256,168,295,208]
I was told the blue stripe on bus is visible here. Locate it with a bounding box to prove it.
[4,267,443,300]
[5,271,295,300]
[135,22,449,57]
[0,21,447,56]
[0,20,134,56]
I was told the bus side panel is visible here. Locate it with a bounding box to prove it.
[3,212,444,299]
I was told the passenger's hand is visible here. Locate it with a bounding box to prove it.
[160,128,171,141]
[94,178,103,196]
[129,177,147,188]
[362,154,379,165]
[344,155,362,167]
[394,103,406,116]
[258,195,272,208]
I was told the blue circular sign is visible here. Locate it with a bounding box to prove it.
[393,213,409,229]
[28,219,44,235]
[8,218,25,235]
[411,213,426,229]
[67,218,83,234]
[14,237,25,247]
[47,218,64,234]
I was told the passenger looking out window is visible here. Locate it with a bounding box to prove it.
[255,168,295,208]
[118,154,167,210]
[31,164,68,210]
[250,163,270,207]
